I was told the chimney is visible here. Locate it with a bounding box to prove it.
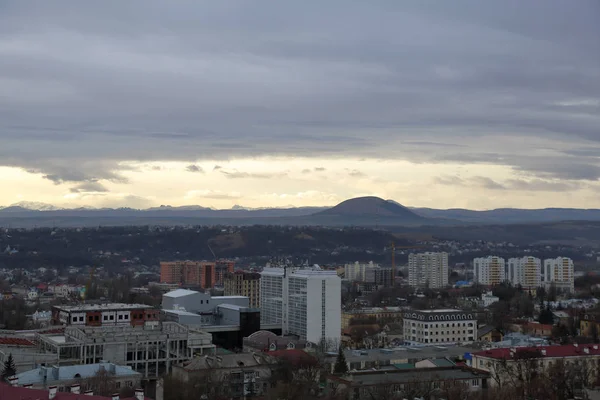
[85,389,94,396]
[49,385,58,400]
[7,376,18,387]
[541,349,547,356]
[135,388,144,400]
[23,384,33,389]
[112,394,120,400]
[584,347,590,354]
[574,343,579,347]
[594,345,598,350]
[71,383,81,394]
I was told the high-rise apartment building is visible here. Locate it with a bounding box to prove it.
[260,267,341,348]
[215,260,236,286]
[473,256,506,286]
[506,256,541,290]
[543,257,574,293]
[344,262,377,282]
[223,270,261,308]
[160,261,219,289]
[408,252,448,288]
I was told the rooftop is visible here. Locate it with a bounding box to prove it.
[53,303,151,312]
[0,337,35,346]
[15,363,141,385]
[337,345,476,364]
[473,344,600,359]
[164,289,201,298]
[334,366,489,386]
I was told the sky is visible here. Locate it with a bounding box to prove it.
[1,0,599,210]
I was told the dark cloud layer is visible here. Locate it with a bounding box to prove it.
[0,0,599,186]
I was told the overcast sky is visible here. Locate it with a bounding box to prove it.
[1,0,599,210]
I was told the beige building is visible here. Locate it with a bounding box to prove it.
[341,307,403,329]
[403,309,476,345]
[408,252,448,288]
[223,271,260,308]
[543,257,574,293]
[473,256,506,286]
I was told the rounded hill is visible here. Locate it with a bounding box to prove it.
[314,196,423,220]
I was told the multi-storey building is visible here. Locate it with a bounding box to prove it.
[344,262,377,282]
[341,307,403,329]
[506,256,541,290]
[403,309,476,345]
[543,257,574,293]
[35,321,215,378]
[160,260,225,288]
[51,303,159,328]
[365,266,393,287]
[260,266,341,348]
[408,252,448,288]
[223,270,261,308]
[473,256,506,286]
[215,260,236,286]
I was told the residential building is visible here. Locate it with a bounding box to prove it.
[35,322,215,378]
[51,304,159,328]
[479,291,500,308]
[326,366,489,400]
[13,362,142,391]
[471,344,600,388]
[408,252,448,288]
[403,309,476,345]
[364,266,393,287]
[160,260,222,288]
[473,256,505,286]
[260,266,341,348]
[223,270,261,308]
[506,256,541,290]
[477,325,504,343]
[344,262,376,282]
[543,257,575,293]
[172,353,274,399]
[341,307,403,329]
[214,260,236,286]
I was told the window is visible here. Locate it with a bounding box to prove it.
[119,315,123,320]
[124,314,129,320]
[255,371,260,378]
[471,379,479,387]
[127,381,133,387]
[116,382,121,389]
[94,315,99,321]
[72,317,77,322]
[103,315,108,321]
[79,316,84,322]
[109,315,114,320]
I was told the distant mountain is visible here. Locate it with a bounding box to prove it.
[314,196,425,221]
[410,207,600,223]
[5,201,62,211]
[147,205,214,211]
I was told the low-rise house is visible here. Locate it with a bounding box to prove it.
[326,366,490,400]
[471,344,600,388]
[12,362,142,392]
[477,325,504,343]
[172,353,275,399]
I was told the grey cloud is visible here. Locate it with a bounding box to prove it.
[186,164,204,173]
[301,169,311,174]
[0,0,598,188]
[69,181,109,193]
[220,170,287,179]
[314,167,326,172]
[435,175,582,192]
[470,176,506,190]
[213,165,222,171]
[347,169,365,178]
[433,175,465,186]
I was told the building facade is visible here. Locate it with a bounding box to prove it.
[473,256,506,286]
[341,307,403,329]
[223,271,261,308]
[344,262,376,282]
[260,267,341,347]
[403,309,476,345]
[543,257,574,293]
[51,304,159,328]
[408,252,448,288]
[506,256,541,290]
[160,260,231,288]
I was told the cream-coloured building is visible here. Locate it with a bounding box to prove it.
[223,270,261,308]
[507,256,541,290]
[403,309,476,345]
[344,261,377,282]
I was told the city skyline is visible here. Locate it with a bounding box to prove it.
[1,1,599,210]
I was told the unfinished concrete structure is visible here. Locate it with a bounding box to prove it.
[35,322,215,378]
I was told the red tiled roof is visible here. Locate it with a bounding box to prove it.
[473,344,600,360]
[0,383,150,400]
[0,337,35,346]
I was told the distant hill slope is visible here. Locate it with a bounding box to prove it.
[315,196,425,221]
[410,207,600,223]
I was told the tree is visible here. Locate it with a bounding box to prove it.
[1,354,16,381]
[538,304,554,325]
[333,347,348,374]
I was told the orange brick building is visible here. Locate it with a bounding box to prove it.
[160,260,234,288]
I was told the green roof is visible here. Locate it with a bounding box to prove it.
[393,363,415,370]
[432,358,455,367]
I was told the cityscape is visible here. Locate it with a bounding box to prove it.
[1,1,599,400]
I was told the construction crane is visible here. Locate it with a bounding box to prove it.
[85,267,95,301]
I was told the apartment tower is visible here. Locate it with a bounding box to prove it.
[543,257,574,293]
[408,252,449,288]
[223,270,261,308]
[473,256,506,286]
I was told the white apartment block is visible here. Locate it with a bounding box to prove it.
[260,267,341,348]
[408,252,448,288]
[543,257,574,293]
[473,256,506,286]
[344,261,377,282]
[403,310,476,345]
[506,256,541,290]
